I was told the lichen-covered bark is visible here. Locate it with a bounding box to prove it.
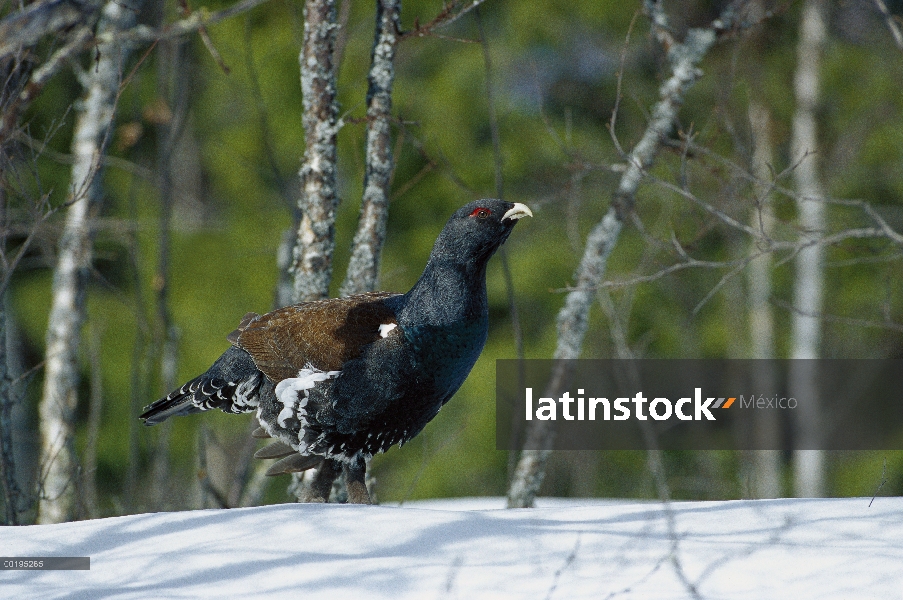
[292,0,340,303]
[38,0,140,524]
[340,0,400,297]
[288,0,340,501]
[507,1,725,509]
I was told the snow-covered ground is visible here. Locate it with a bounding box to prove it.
[2,497,901,599]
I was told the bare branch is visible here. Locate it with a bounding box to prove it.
[0,0,271,63]
[869,457,888,507]
[608,10,642,157]
[0,27,93,144]
[507,0,729,509]
[0,195,55,301]
[555,253,758,293]
[96,0,273,46]
[0,0,102,61]
[773,298,903,335]
[1,0,270,148]
[856,199,903,246]
[476,6,503,199]
[12,132,155,181]
[400,0,489,41]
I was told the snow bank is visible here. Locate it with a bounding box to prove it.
[2,497,901,599]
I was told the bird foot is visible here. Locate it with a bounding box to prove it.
[301,491,328,503]
[346,480,371,505]
[344,455,371,505]
[302,459,342,503]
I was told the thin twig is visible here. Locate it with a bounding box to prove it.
[13,132,155,181]
[99,0,274,46]
[608,10,641,158]
[400,0,489,40]
[475,6,526,374]
[0,27,93,143]
[869,457,888,507]
[773,299,903,335]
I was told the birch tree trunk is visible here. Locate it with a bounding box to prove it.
[790,0,828,499]
[746,101,782,499]
[37,0,139,524]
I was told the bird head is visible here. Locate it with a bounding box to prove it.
[429,199,533,266]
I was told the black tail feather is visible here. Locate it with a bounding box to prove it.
[140,346,264,425]
[140,386,204,425]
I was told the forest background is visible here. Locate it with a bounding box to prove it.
[2,0,903,524]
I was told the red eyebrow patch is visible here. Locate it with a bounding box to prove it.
[470,207,491,218]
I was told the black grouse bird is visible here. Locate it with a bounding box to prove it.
[140,199,532,504]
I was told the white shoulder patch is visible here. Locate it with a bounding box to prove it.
[274,366,340,428]
[378,323,397,338]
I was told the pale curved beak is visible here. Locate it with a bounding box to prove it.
[502,203,533,221]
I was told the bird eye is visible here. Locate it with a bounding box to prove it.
[470,208,491,219]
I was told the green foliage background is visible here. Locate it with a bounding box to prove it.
[8,0,903,514]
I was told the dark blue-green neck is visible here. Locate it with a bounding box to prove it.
[393,257,490,396]
[397,257,488,328]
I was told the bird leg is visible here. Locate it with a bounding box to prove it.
[344,454,371,505]
[302,458,343,503]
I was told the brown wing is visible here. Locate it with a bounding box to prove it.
[231,291,400,382]
[227,312,260,345]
